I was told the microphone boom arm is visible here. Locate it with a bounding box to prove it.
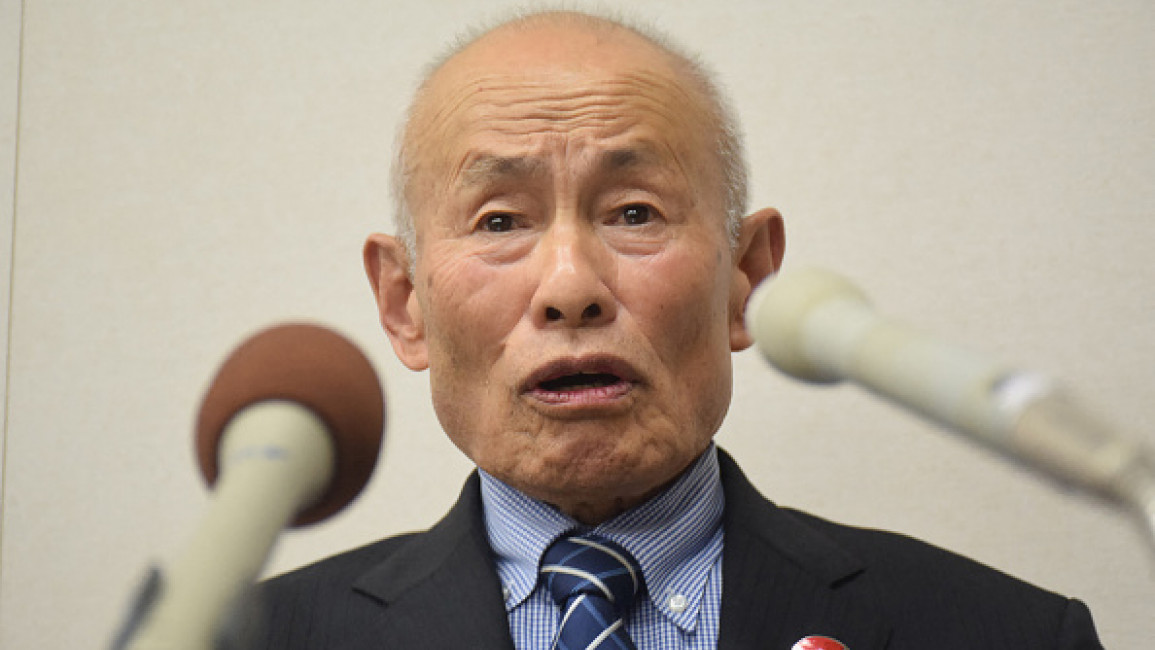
[748,267,1155,555]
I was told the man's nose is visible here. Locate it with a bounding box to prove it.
[530,224,617,329]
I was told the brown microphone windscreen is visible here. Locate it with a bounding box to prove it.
[195,323,385,526]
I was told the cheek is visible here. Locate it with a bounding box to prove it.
[629,247,732,355]
[420,245,523,350]
[417,248,532,449]
[627,245,735,420]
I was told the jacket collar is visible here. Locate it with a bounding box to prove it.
[717,448,890,649]
[351,473,515,649]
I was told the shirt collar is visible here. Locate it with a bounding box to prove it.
[479,444,725,632]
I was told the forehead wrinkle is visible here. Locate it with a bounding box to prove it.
[423,68,709,138]
[409,60,724,220]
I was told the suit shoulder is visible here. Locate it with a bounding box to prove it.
[243,532,426,649]
[263,531,419,595]
[779,508,1102,647]
[719,451,1101,647]
[784,507,1059,596]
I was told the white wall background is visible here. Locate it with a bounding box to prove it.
[2,1,1153,647]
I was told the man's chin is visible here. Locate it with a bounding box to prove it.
[492,452,685,522]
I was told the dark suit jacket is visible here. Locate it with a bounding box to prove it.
[251,450,1103,649]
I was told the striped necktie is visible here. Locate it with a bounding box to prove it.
[540,533,642,650]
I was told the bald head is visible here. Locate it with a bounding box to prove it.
[390,11,748,265]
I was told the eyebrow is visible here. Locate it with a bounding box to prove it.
[459,155,548,187]
[600,145,662,172]
[457,144,667,188]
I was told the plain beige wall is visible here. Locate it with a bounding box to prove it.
[0,0,20,505]
[2,1,1153,648]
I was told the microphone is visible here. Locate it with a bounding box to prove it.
[746,267,1155,549]
[111,323,385,650]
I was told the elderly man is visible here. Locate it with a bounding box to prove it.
[255,11,1102,650]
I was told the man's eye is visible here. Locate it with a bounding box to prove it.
[480,213,516,232]
[621,204,651,226]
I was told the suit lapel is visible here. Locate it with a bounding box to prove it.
[716,450,891,650]
[334,453,889,650]
[350,473,515,649]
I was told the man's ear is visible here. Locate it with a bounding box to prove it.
[363,233,429,370]
[729,207,786,351]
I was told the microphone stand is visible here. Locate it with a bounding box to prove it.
[109,403,334,650]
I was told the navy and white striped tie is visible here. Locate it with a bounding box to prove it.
[540,533,642,650]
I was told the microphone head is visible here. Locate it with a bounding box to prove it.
[195,323,385,526]
[746,267,870,383]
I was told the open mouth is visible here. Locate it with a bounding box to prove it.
[525,357,638,406]
[538,372,623,392]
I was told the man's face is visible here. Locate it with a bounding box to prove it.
[374,24,774,521]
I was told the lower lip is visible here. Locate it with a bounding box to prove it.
[529,381,633,406]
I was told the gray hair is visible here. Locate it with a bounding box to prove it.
[391,9,749,271]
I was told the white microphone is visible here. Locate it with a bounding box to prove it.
[111,323,386,650]
[746,267,1155,548]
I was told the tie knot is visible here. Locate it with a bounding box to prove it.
[541,533,642,615]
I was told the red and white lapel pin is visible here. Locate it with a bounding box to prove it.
[791,636,848,650]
